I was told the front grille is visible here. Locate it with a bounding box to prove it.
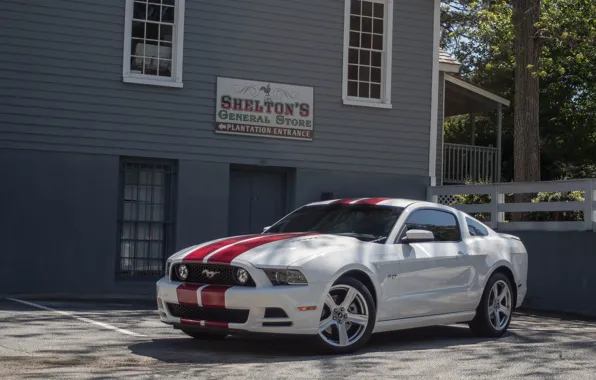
[171,263,255,286]
[167,303,249,324]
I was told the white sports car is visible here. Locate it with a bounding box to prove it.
[156,198,528,354]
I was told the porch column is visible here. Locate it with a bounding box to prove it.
[470,114,476,145]
[497,104,502,182]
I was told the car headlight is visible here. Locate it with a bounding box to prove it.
[263,269,308,285]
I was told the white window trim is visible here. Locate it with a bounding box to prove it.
[342,0,393,109]
[122,0,186,88]
[428,0,440,186]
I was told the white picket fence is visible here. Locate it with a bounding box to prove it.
[428,179,596,231]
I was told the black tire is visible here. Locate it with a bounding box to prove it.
[469,272,514,337]
[181,330,228,340]
[315,276,376,354]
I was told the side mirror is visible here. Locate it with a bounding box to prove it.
[402,229,435,243]
[263,226,271,233]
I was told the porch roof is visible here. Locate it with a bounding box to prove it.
[445,75,510,117]
[439,49,510,117]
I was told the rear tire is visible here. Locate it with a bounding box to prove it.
[181,330,228,340]
[469,272,514,337]
[315,276,376,354]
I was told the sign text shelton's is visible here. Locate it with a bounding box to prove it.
[215,77,314,140]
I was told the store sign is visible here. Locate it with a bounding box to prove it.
[215,77,314,141]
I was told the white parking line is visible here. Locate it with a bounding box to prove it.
[7,298,147,338]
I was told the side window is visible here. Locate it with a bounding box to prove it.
[403,209,461,242]
[466,218,489,237]
[123,0,186,87]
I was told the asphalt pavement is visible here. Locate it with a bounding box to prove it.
[0,297,595,379]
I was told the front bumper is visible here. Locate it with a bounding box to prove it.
[156,277,330,335]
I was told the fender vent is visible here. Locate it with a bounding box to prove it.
[264,308,288,318]
[262,322,292,327]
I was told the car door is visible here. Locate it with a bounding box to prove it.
[391,208,473,319]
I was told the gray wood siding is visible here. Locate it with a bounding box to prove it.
[436,72,445,184]
[0,0,434,177]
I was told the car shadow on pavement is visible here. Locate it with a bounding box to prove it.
[128,324,501,364]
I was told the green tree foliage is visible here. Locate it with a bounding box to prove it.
[441,0,596,180]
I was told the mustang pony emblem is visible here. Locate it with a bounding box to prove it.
[202,269,220,279]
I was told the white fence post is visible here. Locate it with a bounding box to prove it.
[427,187,438,203]
[583,179,593,231]
[497,192,505,223]
[490,185,499,229]
[588,179,596,232]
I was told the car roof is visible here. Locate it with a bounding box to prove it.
[305,198,428,208]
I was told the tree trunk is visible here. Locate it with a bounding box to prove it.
[513,0,541,182]
[512,0,541,220]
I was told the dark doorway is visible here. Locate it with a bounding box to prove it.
[228,167,288,235]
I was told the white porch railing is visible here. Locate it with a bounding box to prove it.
[428,179,596,231]
[443,143,499,184]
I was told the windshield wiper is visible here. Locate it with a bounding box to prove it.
[333,232,386,242]
[370,236,387,243]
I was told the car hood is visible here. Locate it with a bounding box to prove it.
[171,233,364,267]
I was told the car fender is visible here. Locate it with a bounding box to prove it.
[483,260,518,289]
[325,263,381,307]
[294,254,381,312]
[470,260,521,309]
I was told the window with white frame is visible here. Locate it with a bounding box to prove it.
[123,0,185,87]
[343,0,393,107]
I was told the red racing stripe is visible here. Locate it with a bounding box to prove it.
[176,284,201,305]
[179,319,229,328]
[354,197,391,205]
[183,235,261,261]
[330,199,355,204]
[180,319,202,325]
[200,285,230,308]
[206,233,315,264]
[204,321,229,328]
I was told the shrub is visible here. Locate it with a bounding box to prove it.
[530,190,584,221]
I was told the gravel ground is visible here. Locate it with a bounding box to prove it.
[0,298,595,379]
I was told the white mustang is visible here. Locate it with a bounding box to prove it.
[157,198,528,354]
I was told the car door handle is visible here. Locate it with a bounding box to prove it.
[457,251,465,255]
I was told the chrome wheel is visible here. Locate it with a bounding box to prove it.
[488,279,512,331]
[318,284,369,347]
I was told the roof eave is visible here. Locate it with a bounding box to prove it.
[439,62,461,73]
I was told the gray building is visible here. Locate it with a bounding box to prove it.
[0,0,446,296]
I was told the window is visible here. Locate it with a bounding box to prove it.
[266,205,404,244]
[402,209,461,242]
[122,0,185,87]
[466,218,489,237]
[118,159,177,277]
[342,0,393,108]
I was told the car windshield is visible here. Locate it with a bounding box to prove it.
[265,205,404,243]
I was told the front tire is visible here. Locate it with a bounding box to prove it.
[469,273,514,337]
[316,277,376,354]
[181,330,228,340]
